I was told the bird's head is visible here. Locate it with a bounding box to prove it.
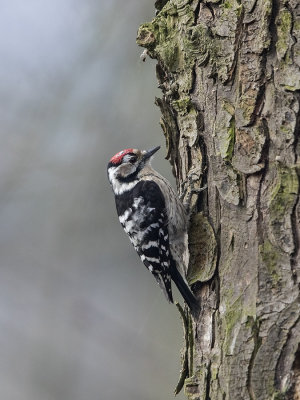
[107,146,160,189]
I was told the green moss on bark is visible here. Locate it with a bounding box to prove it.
[269,164,299,251]
[259,240,281,286]
[276,8,292,61]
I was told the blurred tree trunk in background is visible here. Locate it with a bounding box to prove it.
[137,0,300,399]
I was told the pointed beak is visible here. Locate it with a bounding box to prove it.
[143,146,160,161]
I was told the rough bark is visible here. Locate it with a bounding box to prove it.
[137,0,300,399]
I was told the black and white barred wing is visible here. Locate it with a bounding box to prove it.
[139,210,173,304]
[116,180,173,303]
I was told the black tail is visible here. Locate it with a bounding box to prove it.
[170,264,199,313]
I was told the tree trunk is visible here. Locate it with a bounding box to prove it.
[137,0,300,399]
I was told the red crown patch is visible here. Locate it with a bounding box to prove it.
[110,148,134,164]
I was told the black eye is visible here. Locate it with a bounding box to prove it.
[129,156,137,164]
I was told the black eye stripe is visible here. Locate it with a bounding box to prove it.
[123,153,137,163]
[129,156,137,163]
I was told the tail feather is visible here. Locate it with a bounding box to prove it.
[170,263,199,312]
[153,272,174,304]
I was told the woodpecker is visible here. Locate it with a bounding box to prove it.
[107,146,198,311]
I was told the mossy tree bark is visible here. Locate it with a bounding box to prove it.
[137,0,300,399]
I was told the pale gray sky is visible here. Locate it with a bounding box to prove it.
[0,1,184,400]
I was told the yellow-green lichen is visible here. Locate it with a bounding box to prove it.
[222,99,235,116]
[137,2,217,95]
[280,124,292,134]
[138,0,239,89]
[262,163,298,270]
[272,391,287,400]
[259,239,281,286]
[136,23,157,49]
[210,364,219,381]
[158,40,181,71]
[276,8,292,61]
[184,23,212,66]
[220,0,243,17]
[294,15,300,29]
[216,102,236,161]
[222,0,233,9]
[137,2,196,73]
[269,164,298,228]
[284,84,299,92]
[172,96,192,114]
[224,299,243,355]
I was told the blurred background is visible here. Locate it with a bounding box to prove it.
[0,1,185,399]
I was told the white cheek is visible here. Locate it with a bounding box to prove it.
[108,164,140,195]
[108,167,138,195]
[108,168,116,184]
